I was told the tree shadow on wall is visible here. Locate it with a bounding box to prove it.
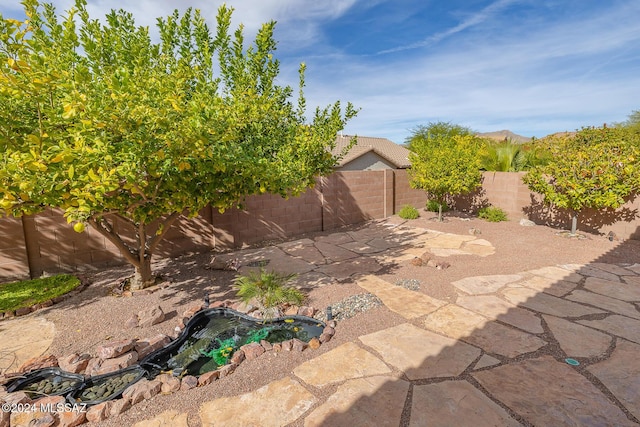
[522,193,639,236]
[450,185,490,215]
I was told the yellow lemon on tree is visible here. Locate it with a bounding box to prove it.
[73,222,86,233]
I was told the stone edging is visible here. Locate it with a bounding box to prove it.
[0,276,90,321]
[0,301,336,425]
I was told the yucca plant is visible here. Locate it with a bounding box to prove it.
[232,270,305,315]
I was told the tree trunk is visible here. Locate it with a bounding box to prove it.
[437,203,443,222]
[570,213,578,235]
[130,255,154,290]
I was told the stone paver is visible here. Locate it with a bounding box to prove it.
[199,377,316,427]
[425,233,477,249]
[473,356,636,426]
[314,242,359,262]
[132,411,189,427]
[501,286,606,317]
[527,265,583,283]
[516,275,577,297]
[566,289,640,319]
[423,305,487,339]
[562,264,621,282]
[281,243,326,265]
[316,257,383,281]
[410,380,520,427]
[453,275,522,295]
[459,239,496,257]
[583,276,640,302]
[293,342,391,387]
[590,262,637,276]
[339,241,386,254]
[357,275,445,319]
[543,315,612,358]
[588,339,640,420]
[578,315,640,344]
[233,246,315,275]
[474,354,501,370]
[456,294,544,334]
[305,375,409,427]
[0,317,55,373]
[359,323,481,380]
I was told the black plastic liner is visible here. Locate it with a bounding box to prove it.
[6,368,84,399]
[67,365,147,406]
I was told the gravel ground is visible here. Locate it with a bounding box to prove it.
[16,211,640,426]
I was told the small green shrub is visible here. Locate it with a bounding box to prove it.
[478,206,508,222]
[233,270,305,315]
[425,200,450,213]
[398,205,420,219]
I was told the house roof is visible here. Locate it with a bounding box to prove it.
[332,135,411,168]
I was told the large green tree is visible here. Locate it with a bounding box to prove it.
[0,0,356,287]
[408,128,484,221]
[404,121,473,152]
[523,126,640,235]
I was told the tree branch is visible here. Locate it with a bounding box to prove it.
[88,216,140,268]
[147,211,182,254]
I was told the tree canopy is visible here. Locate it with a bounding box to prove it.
[0,0,357,286]
[523,126,640,234]
[408,127,484,221]
[404,121,473,152]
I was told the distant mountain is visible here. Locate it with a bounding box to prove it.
[476,130,532,144]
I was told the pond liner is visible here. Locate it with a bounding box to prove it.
[140,307,325,378]
[67,365,147,406]
[6,367,84,399]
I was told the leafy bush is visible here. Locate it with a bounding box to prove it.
[233,270,305,313]
[398,205,420,219]
[426,200,449,213]
[478,206,508,222]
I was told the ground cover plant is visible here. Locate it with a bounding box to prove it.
[478,206,508,222]
[0,274,80,312]
[233,270,305,318]
[0,0,357,289]
[398,205,420,219]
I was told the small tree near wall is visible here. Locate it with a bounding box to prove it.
[408,129,484,221]
[523,126,640,235]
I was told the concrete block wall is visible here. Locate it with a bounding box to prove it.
[0,216,30,281]
[394,169,428,212]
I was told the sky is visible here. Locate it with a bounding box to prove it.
[2,0,640,144]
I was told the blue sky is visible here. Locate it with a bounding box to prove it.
[2,0,640,144]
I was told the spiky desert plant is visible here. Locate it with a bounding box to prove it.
[233,270,305,313]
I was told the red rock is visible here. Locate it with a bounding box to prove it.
[86,401,113,423]
[3,311,15,318]
[319,332,332,343]
[109,397,131,416]
[327,320,337,328]
[308,337,321,350]
[41,300,53,308]
[420,252,432,263]
[157,374,181,394]
[322,326,335,337]
[180,375,198,391]
[58,353,91,374]
[182,304,203,320]
[281,340,294,351]
[95,351,138,376]
[292,339,307,352]
[15,307,32,316]
[284,305,299,316]
[1,403,10,427]
[260,340,273,351]
[297,306,316,317]
[135,334,171,359]
[57,410,86,427]
[96,339,135,360]
[272,343,282,352]
[138,306,165,328]
[240,343,265,361]
[10,411,55,427]
[411,257,423,266]
[197,371,220,386]
[122,379,161,405]
[4,391,32,406]
[33,395,65,409]
[230,349,245,365]
[84,357,102,376]
[18,354,58,373]
[218,364,236,378]
[233,302,254,314]
[124,315,139,329]
[210,300,225,308]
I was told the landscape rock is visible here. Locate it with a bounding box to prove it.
[58,353,91,374]
[0,400,9,427]
[322,326,335,337]
[272,343,282,352]
[298,306,316,318]
[86,401,113,423]
[420,252,432,263]
[15,307,33,316]
[4,391,31,406]
[410,257,423,266]
[109,398,132,417]
[96,339,135,360]
[308,337,321,350]
[241,343,265,361]
[18,354,58,373]
[56,410,86,427]
[319,333,333,343]
[284,305,299,316]
[33,395,65,408]
[135,334,172,360]
[281,340,294,351]
[157,374,181,394]
[260,340,273,351]
[197,371,219,387]
[210,300,225,308]
[182,304,203,320]
[122,379,161,405]
[10,411,55,427]
[84,357,102,376]
[180,375,198,391]
[138,306,165,328]
[218,364,236,378]
[292,338,308,352]
[95,351,138,376]
[230,349,245,365]
[326,320,337,328]
[519,218,536,226]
